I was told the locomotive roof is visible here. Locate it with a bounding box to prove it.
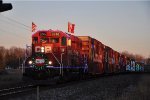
[32,29,82,42]
[32,29,71,38]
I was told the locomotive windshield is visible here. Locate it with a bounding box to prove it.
[33,37,38,44]
[39,32,47,36]
[50,38,59,43]
[61,37,66,46]
[40,38,49,43]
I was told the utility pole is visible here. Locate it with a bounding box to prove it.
[19,57,20,69]
[37,86,39,100]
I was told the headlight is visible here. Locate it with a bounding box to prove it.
[61,48,65,52]
[41,47,45,52]
[29,60,32,65]
[48,61,52,65]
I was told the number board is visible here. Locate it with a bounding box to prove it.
[40,32,47,36]
[51,32,60,36]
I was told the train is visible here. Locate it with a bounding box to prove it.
[24,29,144,79]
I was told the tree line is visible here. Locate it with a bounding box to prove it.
[121,51,150,65]
[0,46,26,69]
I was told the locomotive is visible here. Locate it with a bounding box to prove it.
[24,29,144,79]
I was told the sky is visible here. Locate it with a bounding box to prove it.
[0,0,150,58]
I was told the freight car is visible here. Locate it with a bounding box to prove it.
[23,29,144,79]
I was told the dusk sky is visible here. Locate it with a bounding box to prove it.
[0,0,150,58]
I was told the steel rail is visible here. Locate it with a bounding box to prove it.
[0,84,35,97]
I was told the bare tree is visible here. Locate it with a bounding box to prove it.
[0,46,6,71]
[121,51,145,62]
[5,47,26,69]
[146,55,150,65]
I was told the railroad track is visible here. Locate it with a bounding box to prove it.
[0,76,95,98]
[0,79,57,99]
[0,84,36,97]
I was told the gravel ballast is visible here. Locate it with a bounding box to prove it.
[8,73,150,100]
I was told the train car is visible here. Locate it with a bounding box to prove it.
[111,49,116,73]
[104,46,115,74]
[77,36,105,75]
[77,36,93,74]
[90,38,105,74]
[109,48,114,73]
[135,61,140,72]
[119,54,123,72]
[126,57,131,71]
[114,51,120,73]
[121,55,127,72]
[130,59,136,72]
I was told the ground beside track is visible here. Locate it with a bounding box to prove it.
[0,69,23,89]
[6,73,150,100]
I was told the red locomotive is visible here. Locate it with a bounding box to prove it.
[25,30,83,78]
[24,29,144,79]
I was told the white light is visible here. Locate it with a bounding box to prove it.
[29,61,32,64]
[61,48,65,52]
[67,39,71,46]
[41,47,45,52]
[41,47,44,50]
[48,61,52,65]
[45,46,52,53]
[41,49,44,53]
